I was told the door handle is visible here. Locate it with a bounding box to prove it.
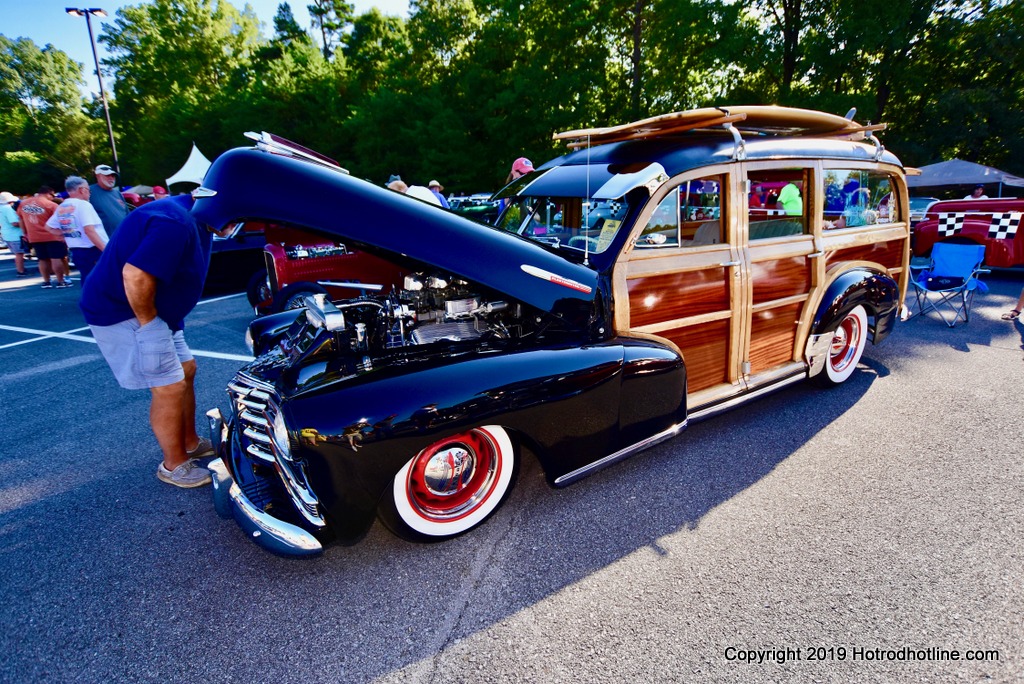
[721,260,741,267]
[808,251,825,258]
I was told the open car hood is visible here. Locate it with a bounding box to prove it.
[193,148,599,317]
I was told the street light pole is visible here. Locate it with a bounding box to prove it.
[66,7,120,175]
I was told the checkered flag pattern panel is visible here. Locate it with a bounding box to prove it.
[938,213,964,237]
[606,200,622,215]
[988,212,1022,239]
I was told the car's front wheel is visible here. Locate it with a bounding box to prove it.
[815,304,868,386]
[379,426,518,542]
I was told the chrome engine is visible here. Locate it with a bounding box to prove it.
[298,272,523,356]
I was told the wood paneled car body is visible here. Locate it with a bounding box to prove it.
[196,109,910,556]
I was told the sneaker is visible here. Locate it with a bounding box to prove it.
[56,281,74,289]
[157,459,212,488]
[186,436,215,459]
[40,282,53,289]
[16,271,28,277]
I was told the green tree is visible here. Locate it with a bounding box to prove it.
[99,0,262,182]
[0,36,102,191]
[344,9,411,96]
[408,0,480,75]
[308,0,355,60]
[273,2,309,45]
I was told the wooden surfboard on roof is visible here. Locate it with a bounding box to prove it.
[553,105,886,148]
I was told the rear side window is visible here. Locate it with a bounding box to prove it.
[747,169,807,240]
[822,169,899,229]
[637,175,724,248]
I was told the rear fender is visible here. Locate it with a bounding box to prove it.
[806,267,899,377]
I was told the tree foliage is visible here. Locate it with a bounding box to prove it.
[1,0,1021,196]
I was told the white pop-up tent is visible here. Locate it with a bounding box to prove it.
[165,143,213,188]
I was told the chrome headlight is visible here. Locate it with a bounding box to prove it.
[272,410,291,459]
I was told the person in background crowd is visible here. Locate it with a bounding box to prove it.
[964,184,988,200]
[80,193,234,487]
[507,157,533,184]
[748,184,763,209]
[0,191,28,277]
[17,186,68,288]
[90,164,130,237]
[428,180,450,209]
[1001,288,1024,321]
[499,157,535,214]
[777,181,803,216]
[152,186,169,200]
[47,176,108,285]
[387,175,441,206]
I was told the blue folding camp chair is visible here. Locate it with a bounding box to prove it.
[908,242,989,327]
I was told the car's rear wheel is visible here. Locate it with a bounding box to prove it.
[379,426,517,542]
[272,282,328,312]
[815,305,868,386]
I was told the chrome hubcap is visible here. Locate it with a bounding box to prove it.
[407,429,499,521]
[422,446,476,497]
[830,316,860,372]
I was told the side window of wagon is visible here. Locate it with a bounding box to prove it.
[637,175,724,248]
[747,170,807,240]
[822,169,899,230]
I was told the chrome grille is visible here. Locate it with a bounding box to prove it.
[228,374,325,528]
[229,380,276,465]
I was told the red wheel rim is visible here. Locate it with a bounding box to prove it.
[406,429,500,522]
[829,313,862,373]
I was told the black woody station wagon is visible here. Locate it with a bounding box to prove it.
[195,108,910,556]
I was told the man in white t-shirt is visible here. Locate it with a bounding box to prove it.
[964,184,989,200]
[46,176,109,285]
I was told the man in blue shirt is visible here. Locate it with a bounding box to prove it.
[81,194,232,488]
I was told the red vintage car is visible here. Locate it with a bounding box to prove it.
[247,224,407,313]
[913,198,1024,267]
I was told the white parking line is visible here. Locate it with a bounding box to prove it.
[0,323,254,362]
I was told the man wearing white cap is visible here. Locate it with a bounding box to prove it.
[0,191,27,277]
[90,164,130,237]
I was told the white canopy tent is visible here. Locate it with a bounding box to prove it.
[165,143,213,188]
[906,158,1024,197]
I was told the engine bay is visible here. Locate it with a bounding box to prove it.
[283,271,536,361]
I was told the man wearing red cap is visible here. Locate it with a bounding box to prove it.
[152,186,169,200]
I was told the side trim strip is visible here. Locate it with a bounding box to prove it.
[554,420,688,487]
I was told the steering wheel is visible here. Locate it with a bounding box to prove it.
[568,236,599,250]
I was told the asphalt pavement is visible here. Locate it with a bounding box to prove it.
[1,249,1022,684]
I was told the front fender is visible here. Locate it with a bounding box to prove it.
[285,343,629,541]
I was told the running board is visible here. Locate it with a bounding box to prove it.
[687,371,807,424]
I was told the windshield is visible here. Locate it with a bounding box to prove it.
[493,163,663,255]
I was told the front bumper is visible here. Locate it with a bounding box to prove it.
[207,408,323,557]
